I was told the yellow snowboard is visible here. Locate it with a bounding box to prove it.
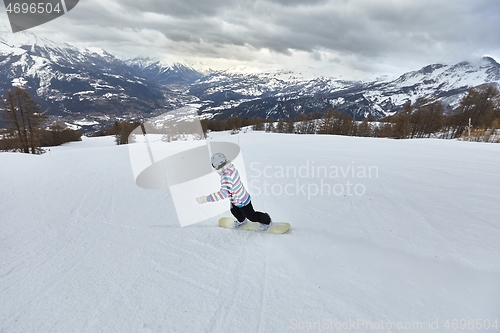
[218,217,290,234]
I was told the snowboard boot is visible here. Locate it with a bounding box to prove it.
[233,219,248,229]
[259,222,271,231]
[259,214,272,231]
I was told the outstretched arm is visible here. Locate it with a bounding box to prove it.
[196,174,232,204]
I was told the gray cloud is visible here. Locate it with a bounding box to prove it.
[30,0,500,77]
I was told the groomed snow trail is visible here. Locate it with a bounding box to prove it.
[1,133,499,332]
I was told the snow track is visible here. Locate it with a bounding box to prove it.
[1,133,499,332]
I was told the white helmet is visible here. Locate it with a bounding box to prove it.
[211,153,228,170]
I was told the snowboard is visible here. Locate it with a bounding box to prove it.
[218,217,290,234]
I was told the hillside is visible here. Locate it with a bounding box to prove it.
[1,132,499,332]
[0,31,189,131]
[197,57,500,120]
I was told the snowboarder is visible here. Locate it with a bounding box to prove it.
[196,153,272,231]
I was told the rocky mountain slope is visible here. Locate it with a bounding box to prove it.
[195,57,500,120]
[0,32,190,131]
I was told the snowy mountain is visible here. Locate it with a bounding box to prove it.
[0,31,189,131]
[1,29,500,130]
[189,68,359,120]
[195,57,500,120]
[360,57,500,115]
[1,131,500,332]
[124,56,203,86]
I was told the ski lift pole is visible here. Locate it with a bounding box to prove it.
[468,118,472,142]
[141,123,155,164]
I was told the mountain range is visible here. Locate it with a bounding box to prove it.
[193,57,500,121]
[1,30,499,132]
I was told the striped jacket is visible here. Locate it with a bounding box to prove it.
[207,164,251,208]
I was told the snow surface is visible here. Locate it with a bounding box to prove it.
[1,133,500,332]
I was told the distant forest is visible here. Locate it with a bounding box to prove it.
[106,84,500,145]
[3,84,498,155]
[198,84,500,143]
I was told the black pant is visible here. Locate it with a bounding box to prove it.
[231,201,271,225]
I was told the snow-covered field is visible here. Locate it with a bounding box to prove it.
[1,132,499,332]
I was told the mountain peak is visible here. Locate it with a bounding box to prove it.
[0,30,71,50]
[125,56,203,85]
[481,56,500,67]
[125,56,190,70]
[418,63,446,75]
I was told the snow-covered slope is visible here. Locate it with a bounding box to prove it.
[0,31,182,131]
[1,132,499,332]
[363,57,500,112]
[196,57,500,120]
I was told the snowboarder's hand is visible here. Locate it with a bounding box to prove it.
[196,196,208,204]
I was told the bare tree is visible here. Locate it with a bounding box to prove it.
[451,85,499,138]
[1,87,47,154]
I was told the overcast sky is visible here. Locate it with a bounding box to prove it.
[8,0,500,79]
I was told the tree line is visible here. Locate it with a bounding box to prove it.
[93,121,143,145]
[1,87,82,153]
[3,83,499,149]
[198,84,500,142]
[107,84,500,144]
[381,85,500,140]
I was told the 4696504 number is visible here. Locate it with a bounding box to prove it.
[5,2,62,14]
[444,319,498,330]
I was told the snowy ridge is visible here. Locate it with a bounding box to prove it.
[195,57,500,120]
[0,31,183,131]
[366,57,500,108]
[190,68,357,119]
[1,29,500,130]
[124,56,203,85]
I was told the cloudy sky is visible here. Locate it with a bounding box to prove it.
[8,0,500,79]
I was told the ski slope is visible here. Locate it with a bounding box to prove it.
[1,132,499,332]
